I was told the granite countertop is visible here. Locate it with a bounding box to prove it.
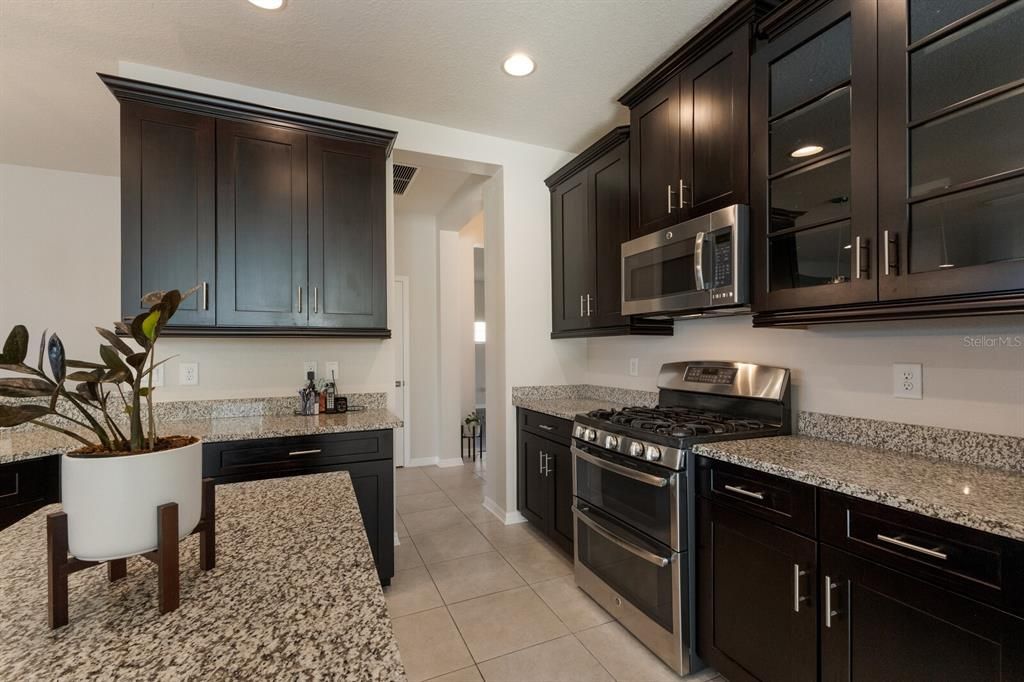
[694,436,1024,542]
[0,408,403,464]
[0,471,405,680]
[514,398,626,421]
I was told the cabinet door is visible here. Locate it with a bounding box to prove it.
[877,0,1024,301]
[216,119,308,327]
[308,135,387,330]
[550,168,593,334]
[347,458,395,586]
[518,430,549,530]
[697,498,817,682]
[121,102,215,326]
[751,0,878,312]
[546,440,574,553]
[680,26,750,220]
[630,77,682,238]
[588,140,630,328]
[820,545,1024,682]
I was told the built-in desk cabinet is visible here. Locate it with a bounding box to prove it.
[696,456,1024,682]
[104,74,394,337]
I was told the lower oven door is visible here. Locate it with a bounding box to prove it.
[572,443,681,551]
[573,503,688,675]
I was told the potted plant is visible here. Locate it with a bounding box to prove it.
[0,288,202,561]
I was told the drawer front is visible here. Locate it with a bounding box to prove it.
[0,459,49,508]
[820,491,1024,617]
[518,408,572,443]
[697,456,816,537]
[204,431,389,479]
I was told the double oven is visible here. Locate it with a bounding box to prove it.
[571,438,693,676]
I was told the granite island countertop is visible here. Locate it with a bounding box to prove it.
[0,408,403,464]
[0,471,406,680]
[694,435,1024,542]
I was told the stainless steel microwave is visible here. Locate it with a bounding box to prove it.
[621,204,748,317]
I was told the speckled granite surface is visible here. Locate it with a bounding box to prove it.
[799,411,1024,473]
[0,471,405,680]
[512,384,658,420]
[0,408,402,464]
[694,436,1024,542]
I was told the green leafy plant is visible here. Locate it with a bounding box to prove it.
[0,288,198,455]
[464,411,480,426]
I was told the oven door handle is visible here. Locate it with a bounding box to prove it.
[572,447,670,488]
[574,506,672,568]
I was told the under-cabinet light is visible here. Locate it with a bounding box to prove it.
[790,145,824,158]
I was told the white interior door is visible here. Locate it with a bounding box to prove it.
[393,277,410,466]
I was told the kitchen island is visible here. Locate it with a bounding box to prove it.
[0,471,406,680]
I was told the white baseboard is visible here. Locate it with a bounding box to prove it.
[483,496,527,525]
[404,456,439,468]
[437,457,465,468]
[394,531,400,546]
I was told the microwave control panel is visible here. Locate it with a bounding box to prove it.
[711,233,733,290]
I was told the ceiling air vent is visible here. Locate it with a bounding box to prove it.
[393,164,419,195]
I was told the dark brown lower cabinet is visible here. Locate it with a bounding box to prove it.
[697,497,817,682]
[516,409,574,553]
[820,545,1024,682]
[0,457,60,532]
[202,430,394,585]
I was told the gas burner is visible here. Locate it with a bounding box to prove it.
[585,406,773,439]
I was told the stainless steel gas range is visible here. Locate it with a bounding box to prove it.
[571,361,791,676]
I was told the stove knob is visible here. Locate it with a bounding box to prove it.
[629,442,645,458]
[574,425,585,438]
[585,429,597,442]
[605,435,619,450]
[644,445,662,462]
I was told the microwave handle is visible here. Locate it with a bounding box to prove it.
[694,231,707,290]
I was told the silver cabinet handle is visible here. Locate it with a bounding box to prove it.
[693,231,706,291]
[679,179,689,207]
[586,294,592,316]
[876,534,948,560]
[289,449,321,457]
[667,184,674,213]
[297,286,303,313]
[580,294,584,318]
[313,286,319,313]
[793,564,808,612]
[202,281,209,310]
[573,447,670,488]
[883,229,890,275]
[722,484,765,500]
[855,236,862,279]
[825,576,838,628]
[574,506,671,567]
[537,424,556,432]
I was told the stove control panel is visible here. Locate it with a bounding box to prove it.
[683,365,738,385]
[644,445,662,462]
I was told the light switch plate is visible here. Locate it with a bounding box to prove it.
[629,358,639,377]
[893,363,922,399]
[179,362,199,386]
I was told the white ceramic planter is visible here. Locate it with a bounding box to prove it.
[61,439,202,561]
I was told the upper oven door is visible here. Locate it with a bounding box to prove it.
[621,216,710,316]
[573,442,682,551]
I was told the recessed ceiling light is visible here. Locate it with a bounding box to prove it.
[248,0,284,9]
[790,144,824,158]
[503,53,535,77]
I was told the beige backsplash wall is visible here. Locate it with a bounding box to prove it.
[586,315,1024,437]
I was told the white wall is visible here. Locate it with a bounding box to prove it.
[587,315,1024,437]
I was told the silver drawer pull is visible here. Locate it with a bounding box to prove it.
[537,424,556,432]
[289,449,321,457]
[876,534,948,560]
[723,484,765,501]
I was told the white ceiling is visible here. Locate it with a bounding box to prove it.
[0,0,731,176]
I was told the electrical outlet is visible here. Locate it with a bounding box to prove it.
[325,362,339,382]
[629,358,639,377]
[179,362,199,386]
[893,363,922,399]
[149,364,164,388]
[303,361,317,379]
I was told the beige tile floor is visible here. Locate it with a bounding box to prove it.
[386,460,724,682]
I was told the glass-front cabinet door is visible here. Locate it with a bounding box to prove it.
[752,0,878,311]
[877,0,1024,300]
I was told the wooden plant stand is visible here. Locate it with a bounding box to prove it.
[46,478,216,629]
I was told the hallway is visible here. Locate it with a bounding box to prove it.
[387,460,717,682]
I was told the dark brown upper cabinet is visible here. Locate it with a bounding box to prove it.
[546,128,673,339]
[102,73,397,338]
[751,0,1024,326]
[120,102,216,326]
[621,1,770,239]
[217,119,309,328]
